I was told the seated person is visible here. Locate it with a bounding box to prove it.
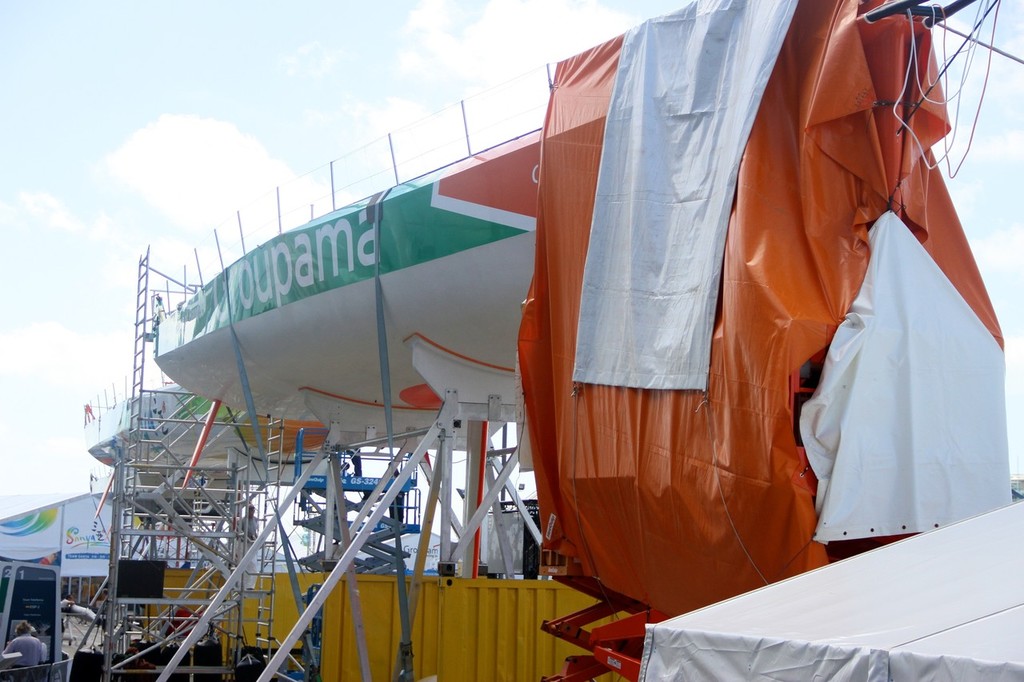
[3,621,46,667]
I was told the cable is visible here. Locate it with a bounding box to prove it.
[943,0,999,177]
[698,393,769,586]
[888,0,1000,191]
[899,0,999,129]
[940,20,1024,65]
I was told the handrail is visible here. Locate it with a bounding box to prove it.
[159,66,550,300]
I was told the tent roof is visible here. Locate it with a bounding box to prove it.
[0,493,94,521]
[641,501,1024,679]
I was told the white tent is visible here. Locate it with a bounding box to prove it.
[639,501,1024,681]
[0,493,110,577]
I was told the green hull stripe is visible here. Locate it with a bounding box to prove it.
[175,170,528,343]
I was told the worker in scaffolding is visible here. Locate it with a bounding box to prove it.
[152,293,166,329]
[235,503,260,590]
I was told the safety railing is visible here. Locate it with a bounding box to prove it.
[0,659,71,682]
[169,65,551,297]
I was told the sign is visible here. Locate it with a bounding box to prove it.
[60,495,110,577]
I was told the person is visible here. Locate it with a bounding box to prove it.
[235,504,260,590]
[389,466,407,524]
[61,594,97,621]
[3,621,46,667]
[240,504,259,543]
[152,293,166,329]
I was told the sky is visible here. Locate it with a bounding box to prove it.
[0,0,1022,499]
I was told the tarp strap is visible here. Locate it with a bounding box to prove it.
[214,230,269,484]
[368,188,415,682]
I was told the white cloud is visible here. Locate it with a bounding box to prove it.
[1007,334,1024,367]
[0,200,15,226]
[104,114,325,235]
[969,223,1024,276]
[19,191,86,233]
[89,212,117,242]
[0,191,121,245]
[945,176,983,219]
[400,0,640,87]
[279,41,346,79]
[967,128,1024,162]
[40,435,101,487]
[0,322,132,397]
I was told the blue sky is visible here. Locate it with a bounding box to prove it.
[1,0,1022,496]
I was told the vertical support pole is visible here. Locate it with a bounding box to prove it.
[392,492,413,682]
[324,458,337,560]
[328,455,372,682]
[388,133,400,186]
[237,210,246,255]
[103,442,126,679]
[468,421,488,578]
[392,447,443,682]
[330,160,336,212]
[461,99,472,156]
[194,248,204,287]
[487,461,516,576]
[276,186,283,234]
[438,405,454,569]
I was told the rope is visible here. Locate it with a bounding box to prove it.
[895,0,1001,180]
[698,393,769,586]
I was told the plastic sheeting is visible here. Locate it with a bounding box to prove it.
[802,211,1009,543]
[573,0,798,390]
[638,501,1024,681]
[519,0,1003,617]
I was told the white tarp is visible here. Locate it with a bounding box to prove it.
[800,212,1009,542]
[573,0,798,390]
[639,500,1024,681]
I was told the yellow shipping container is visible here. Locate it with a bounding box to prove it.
[166,570,611,681]
[319,575,605,682]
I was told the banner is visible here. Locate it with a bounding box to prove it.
[0,505,62,565]
[60,495,110,577]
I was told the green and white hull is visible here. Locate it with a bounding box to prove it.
[155,132,540,429]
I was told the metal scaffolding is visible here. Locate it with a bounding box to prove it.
[98,251,284,680]
[97,251,543,682]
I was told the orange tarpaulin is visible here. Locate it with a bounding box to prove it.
[520,0,1001,616]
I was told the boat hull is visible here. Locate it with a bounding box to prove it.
[155,133,540,428]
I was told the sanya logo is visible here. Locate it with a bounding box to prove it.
[0,509,58,537]
[65,523,108,547]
